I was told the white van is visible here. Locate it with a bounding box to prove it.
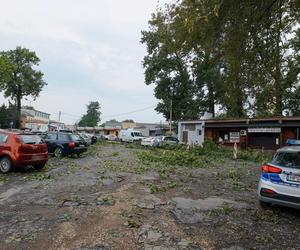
[119,129,144,143]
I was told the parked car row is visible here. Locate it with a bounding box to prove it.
[0,129,100,173]
[141,136,179,147]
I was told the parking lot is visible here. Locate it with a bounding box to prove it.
[1,142,300,250]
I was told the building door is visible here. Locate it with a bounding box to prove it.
[248,133,279,149]
[183,131,188,144]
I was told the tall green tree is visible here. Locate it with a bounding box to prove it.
[284,28,300,115]
[0,47,46,128]
[142,0,300,119]
[173,0,224,117]
[141,9,201,121]
[78,101,101,127]
[248,0,300,116]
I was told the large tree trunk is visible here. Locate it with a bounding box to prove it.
[16,84,22,129]
[274,0,284,116]
[207,84,215,118]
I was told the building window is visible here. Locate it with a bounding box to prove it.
[219,131,230,142]
[185,124,195,131]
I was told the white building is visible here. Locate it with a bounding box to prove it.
[22,108,50,132]
[48,120,65,131]
[178,120,205,145]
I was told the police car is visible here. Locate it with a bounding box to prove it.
[258,145,300,209]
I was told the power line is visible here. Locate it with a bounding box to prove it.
[52,105,157,121]
[61,112,81,118]
[101,105,156,118]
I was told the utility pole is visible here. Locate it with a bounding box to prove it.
[169,99,172,133]
[58,111,61,122]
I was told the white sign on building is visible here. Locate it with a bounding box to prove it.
[230,132,240,143]
[248,128,281,133]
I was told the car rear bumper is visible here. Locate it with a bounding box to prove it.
[65,147,87,155]
[13,153,48,167]
[259,191,300,209]
[258,179,300,209]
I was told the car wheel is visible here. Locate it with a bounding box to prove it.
[0,156,12,174]
[34,164,46,170]
[54,147,63,158]
[259,200,271,209]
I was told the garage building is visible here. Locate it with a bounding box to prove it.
[205,117,300,149]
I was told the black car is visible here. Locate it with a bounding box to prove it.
[91,135,97,144]
[43,132,87,158]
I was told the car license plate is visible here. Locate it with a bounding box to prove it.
[287,174,300,183]
[32,155,42,161]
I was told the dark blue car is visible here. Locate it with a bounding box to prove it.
[43,132,87,158]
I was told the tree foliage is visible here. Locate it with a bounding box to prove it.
[142,0,300,119]
[0,103,17,128]
[122,119,135,123]
[78,101,101,127]
[285,87,300,115]
[0,47,46,128]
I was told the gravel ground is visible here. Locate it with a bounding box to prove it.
[0,142,300,250]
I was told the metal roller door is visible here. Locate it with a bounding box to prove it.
[248,133,279,149]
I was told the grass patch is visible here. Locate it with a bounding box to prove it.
[107,230,124,238]
[237,149,271,164]
[251,208,280,224]
[146,180,178,193]
[0,175,7,185]
[24,173,52,181]
[111,152,120,157]
[208,204,234,216]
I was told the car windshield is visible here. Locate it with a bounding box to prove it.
[134,132,143,137]
[0,134,8,143]
[19,135,43,144]
[70,134,81,141]
[272,152,300,169]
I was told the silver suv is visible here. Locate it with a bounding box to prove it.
[258,146,300,209]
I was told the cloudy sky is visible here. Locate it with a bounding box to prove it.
[0,0,170,124]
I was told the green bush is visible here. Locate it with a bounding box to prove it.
[136,139,271,170]
[237,149,271,164]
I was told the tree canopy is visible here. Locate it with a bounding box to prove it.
[0,103,17,129]
[141,0,300,120]
[0,47,46,128]
[122,119,135,123]
[78,101,101,127]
